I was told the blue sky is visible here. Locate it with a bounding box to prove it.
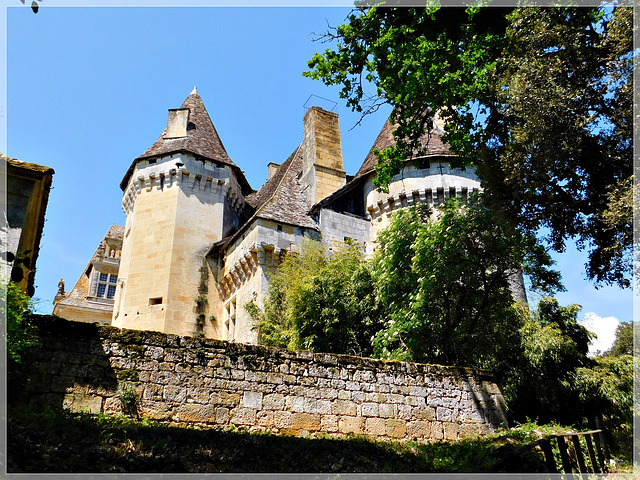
[5,4,633,351]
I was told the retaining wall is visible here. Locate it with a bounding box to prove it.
[15,316,508,442]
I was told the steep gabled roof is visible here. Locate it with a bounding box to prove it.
[120,88,249,192]
[213,145,319,257]
[355,118,455,178]
[251,146,317,230]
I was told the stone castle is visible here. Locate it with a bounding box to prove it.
[53,88,482,344]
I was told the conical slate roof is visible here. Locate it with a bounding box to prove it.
[355,118,455,178]
[120,88,243,191]
[137,87,234,165]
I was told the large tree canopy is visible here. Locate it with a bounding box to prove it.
[305,6,633,287]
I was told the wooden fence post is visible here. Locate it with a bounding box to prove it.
[556,435,573,474]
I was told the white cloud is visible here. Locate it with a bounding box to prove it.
[579,312,620,356]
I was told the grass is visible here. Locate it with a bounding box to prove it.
[6,406,628,474]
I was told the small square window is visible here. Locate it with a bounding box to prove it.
[109,274,118,282]
[99,273,108,282]
[149,297,163,305]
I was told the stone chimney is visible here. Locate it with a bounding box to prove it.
[267,162,280,179]
[165,108,189,139]
[301,106,346,206]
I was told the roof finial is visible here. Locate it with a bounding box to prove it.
[191,86,198,95]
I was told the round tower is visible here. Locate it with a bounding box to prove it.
[112,88,251,336]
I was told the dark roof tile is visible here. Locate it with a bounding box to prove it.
[356,118,455,178]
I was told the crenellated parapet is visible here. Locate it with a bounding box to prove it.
[366,186,481,223]
[216,243,284,300]
[121,154,246,218]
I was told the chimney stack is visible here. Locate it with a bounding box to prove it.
[301,106,346,206]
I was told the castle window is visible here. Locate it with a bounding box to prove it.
[95,272,118,299]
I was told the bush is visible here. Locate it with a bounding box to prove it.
[4,281,38,364]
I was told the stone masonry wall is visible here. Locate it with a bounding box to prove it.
[17,316,507,443]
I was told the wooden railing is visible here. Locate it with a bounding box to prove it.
[490,429,610,473]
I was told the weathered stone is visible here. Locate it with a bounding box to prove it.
[163,385,187,403]
[321,415,339,433]
[361,403,379,417]
[274,411,292,429]
[215,407,230,424]
[230,407,256,426]
[332,399,357,416]
[63,393,102,414]
[242,391,263,409]
[175,404,216,423]
[385,419,407,438]
[365,417,386,436]
[291,412,321,432]
[443,422,458,440]
[407,420,430,438]
[339,416,364,435]
[210,391,239,407]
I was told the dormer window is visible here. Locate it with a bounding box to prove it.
[95,272,118,299]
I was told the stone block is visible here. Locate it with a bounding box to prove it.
[257,410,275,427]
[188,387,210,404]
[140,401,172,421]
[142,383,163,401]
[242,391,263,409]
[361,403,379,417]
[397,404,412,420]
[210,391,240,407]
[413,406,436,421]
[338,416,364,435]
[164,385,187,403]
[263,393,285,410]
[291,412,321,432]
[175,404,216,423]
[436,407,453,422]
[103,397,121,415]
[230,407,257,426]
[378,403,395,418]
[365,417,386,436]
[443,422,458,440]
[63,393,102,414]
[215,407,230,424]
[285,395,305,413]
[385,419,407,438]
[321,415,339,432]
[407,420,430,438]
[316,399,331,415]
[274,411,292,428]
[407,395,426,407]
[302,397,317,414]
[332,399,357,416]
[431,421,444,440]
[351,391,365,403]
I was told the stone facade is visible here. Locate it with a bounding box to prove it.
[20,316,508,442]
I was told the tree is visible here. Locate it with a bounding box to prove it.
[371,200,562,368]
[500,298,593,425]
[305,6,632,287]
[246,239,383,357]
[606,321,634,357]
